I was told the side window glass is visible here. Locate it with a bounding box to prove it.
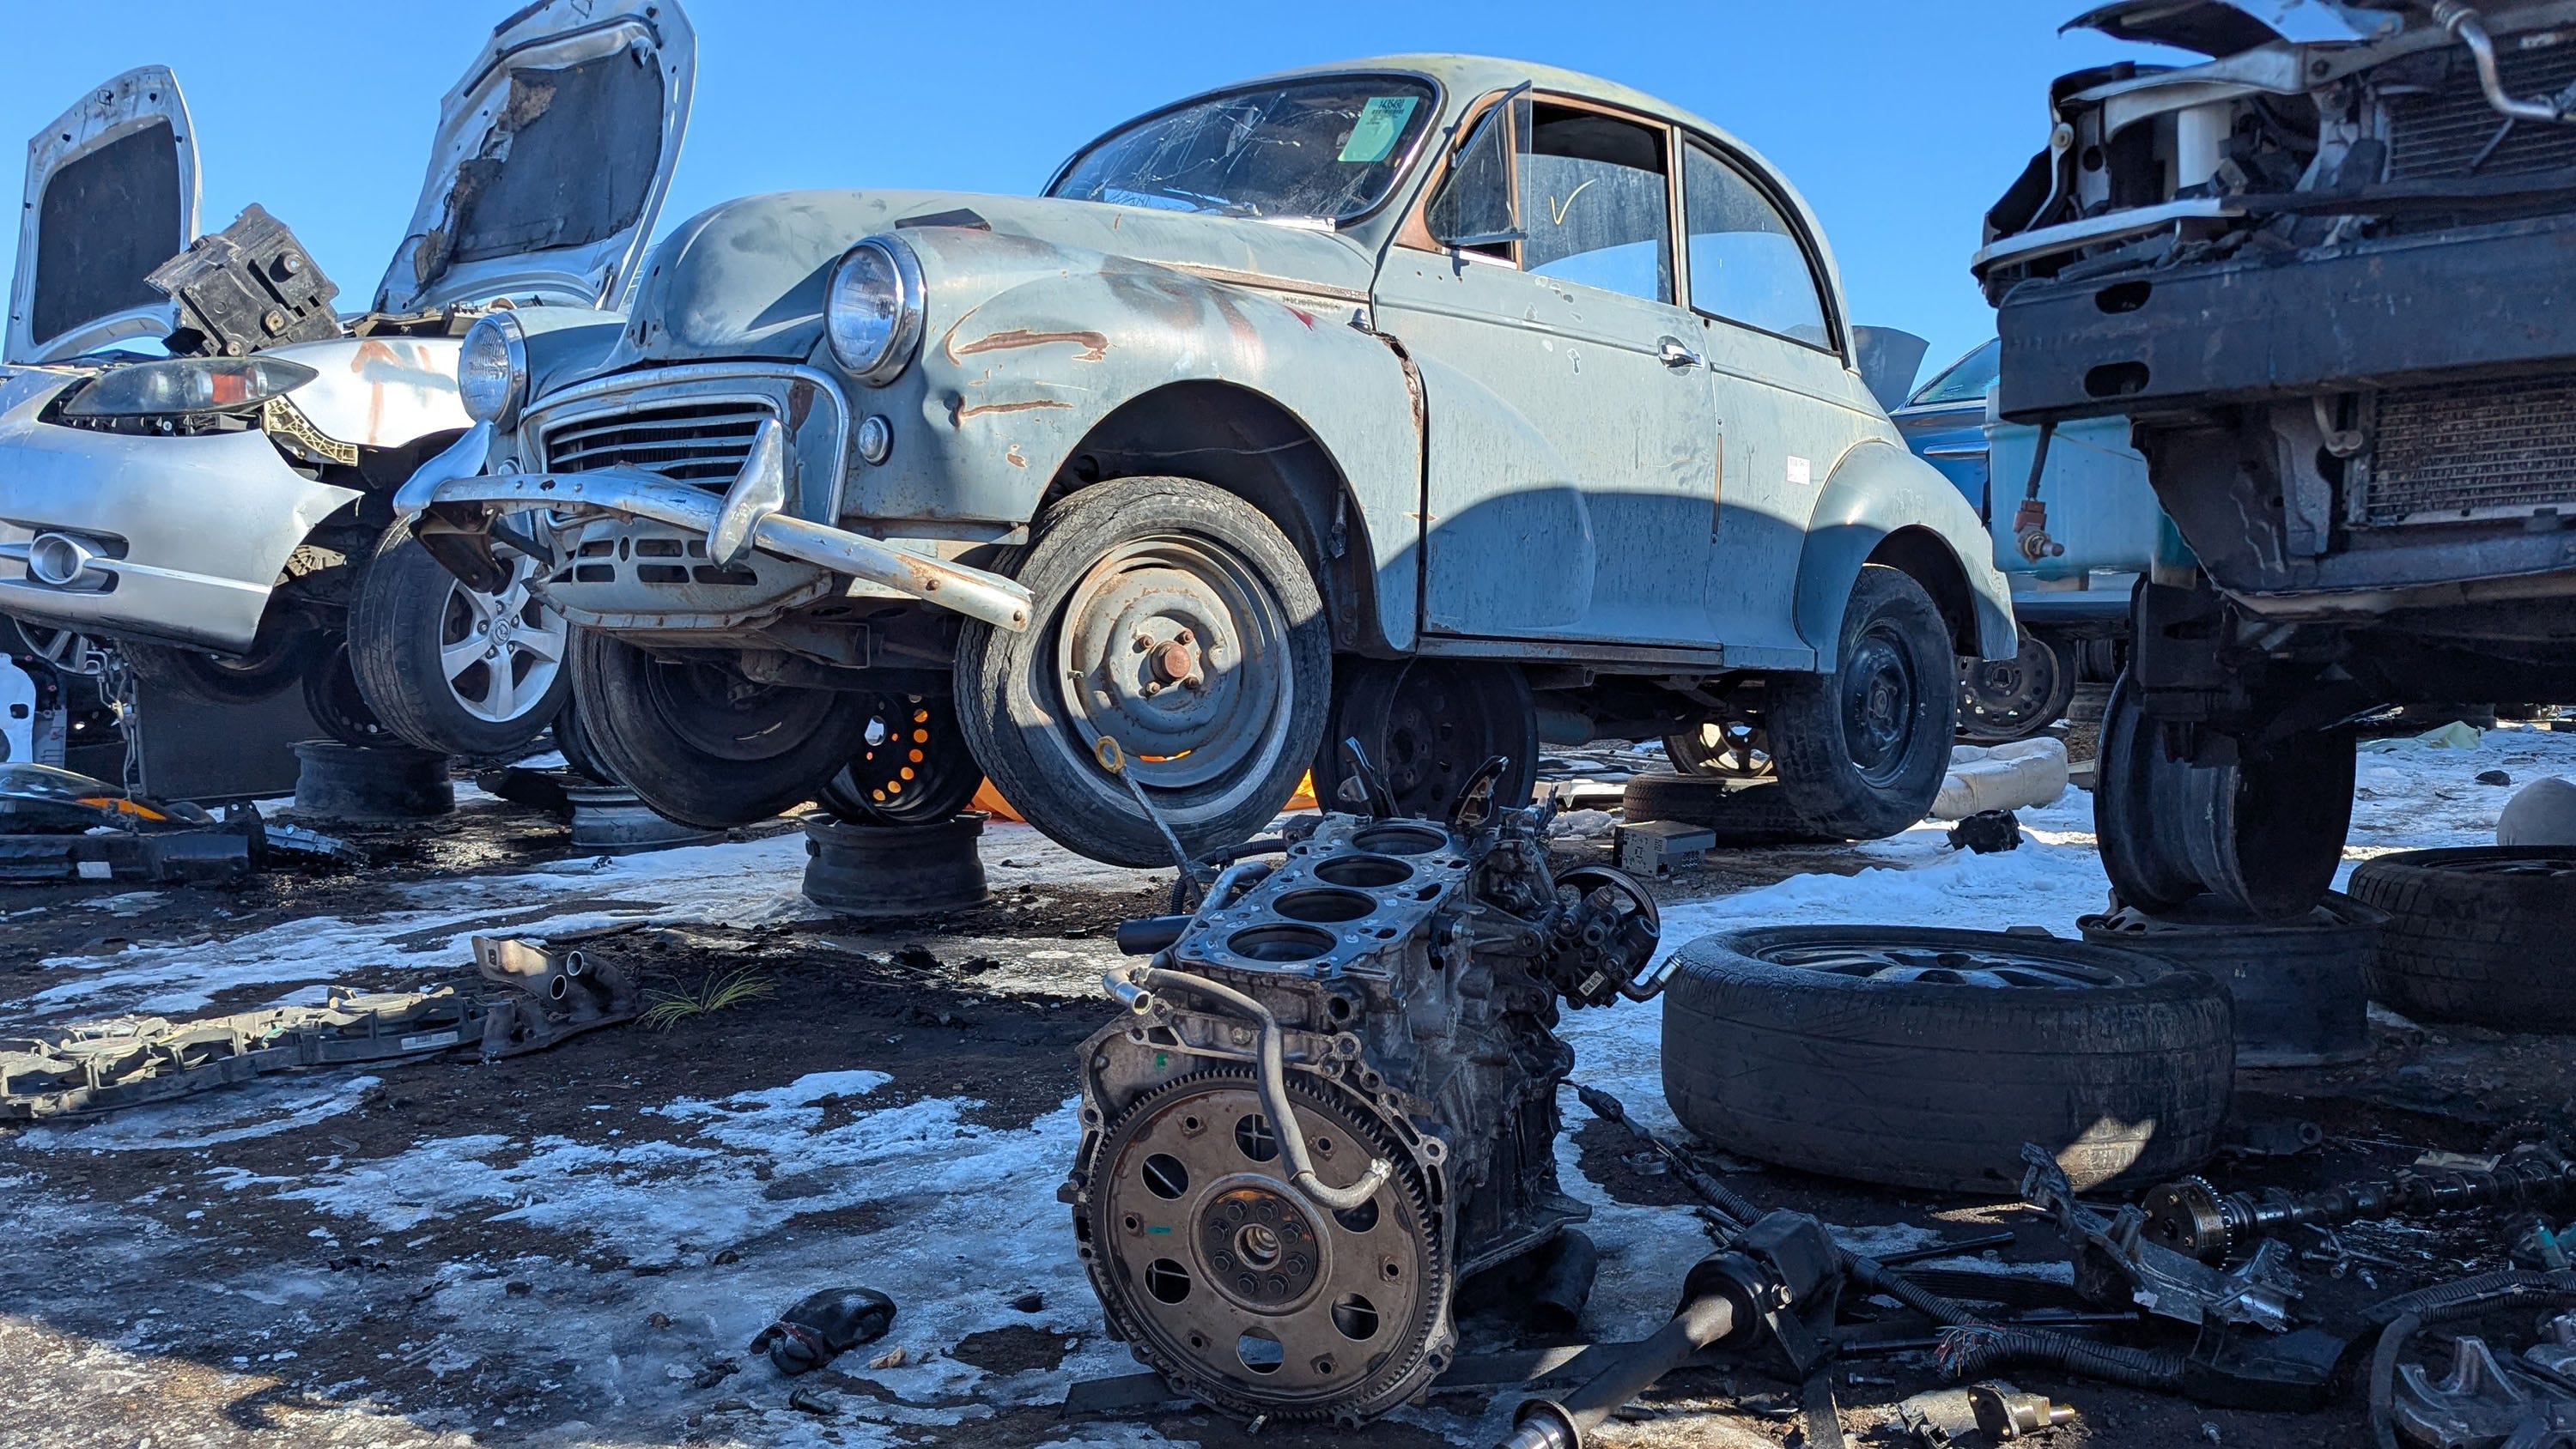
[1909,339,2002,407]
[1426,93,1526,258]
[1684,143,1832,348]
[1519,106,1672,304]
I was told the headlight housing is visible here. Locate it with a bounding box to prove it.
[824,237,925,385]
[58,357,319,419]
[457,311,530,426]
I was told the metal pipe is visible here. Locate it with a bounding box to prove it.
[1500,1293,1740,1449]
[2434,3,2573,124]
[1102,962,1393,1212]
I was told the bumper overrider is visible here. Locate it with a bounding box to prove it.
[395,418,1033,634]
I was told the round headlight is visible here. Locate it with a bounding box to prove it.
[824,238,925,384]
[457,311,529,426]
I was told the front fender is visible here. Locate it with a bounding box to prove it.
[1795,440,2017,670]
[860,228,1424,647]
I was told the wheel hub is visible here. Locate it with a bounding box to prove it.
[440,559,566,725]
[1841,631,1916,783]
[1056,538,1289,792]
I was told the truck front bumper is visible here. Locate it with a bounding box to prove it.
[400,420,1033,634]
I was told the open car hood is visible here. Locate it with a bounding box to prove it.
[374,0,696,315]
[6,67,198,364]
[2063,0,2405,55]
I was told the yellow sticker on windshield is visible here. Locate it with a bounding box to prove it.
[1339,96,1420,164]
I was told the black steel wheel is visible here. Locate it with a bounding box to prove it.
[817,694,983,825]
[1662,925,2233,1193]
[300,634,398,747]
[1765,566,1956,840]
[568,629,872,829]
[1311,658,1537,821]
[2095,672,2355,919]
[1663,719,1775,779]
[1957,633,2076,743]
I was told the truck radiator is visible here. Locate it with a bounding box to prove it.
[2359,371,2576,525]
[2386,36,2576,181]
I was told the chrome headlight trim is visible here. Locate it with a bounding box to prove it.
[823,236,926,386]
[457,310,531,427]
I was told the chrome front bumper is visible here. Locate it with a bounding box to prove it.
[0,369,361,653]
[401,420,1033,634]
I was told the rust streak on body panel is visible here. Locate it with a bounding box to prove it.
[952,328,1109,363]
[951,397,1075,426]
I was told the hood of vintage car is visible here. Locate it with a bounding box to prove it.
[2063,0,2405,55]
[594,189,1380,369]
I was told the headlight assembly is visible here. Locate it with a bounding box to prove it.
[457,311,531,426]
[824,237,926,385]
[58,356,319,419]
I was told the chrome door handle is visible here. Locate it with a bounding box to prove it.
[1657,337,1704,369]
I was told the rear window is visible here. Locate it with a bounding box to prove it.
[32,121,184,347]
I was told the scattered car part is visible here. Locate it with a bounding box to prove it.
[1966,1382,2078,1441]
[2351,847,2576,1031]
[1662,926,2233,1194]
[144,203,341,357]
[290,740,453,824]
[1614,818,1715,875]
[0,762,351,883]
[817,694,982,826]
[1498,1212,1847,1449]
[1616,774,1837,846]
[750,1287,896,1375]
[1064,792,1662,1424]
[2080,892,2383,1067]
[2143,1137,2576,1265]
[1934,737,2069,820]
[1896,1381,2076,1448]
[1,987,478,1119]
[800,813,989,918]
[2500,778,2576,848]
[1947,810,2024,854]
[2020,1143,2301,1333]
[567,783,722,855]
[466,933,641,1056]
[2096,674,2358,920]
[2366,1270,2576,1449]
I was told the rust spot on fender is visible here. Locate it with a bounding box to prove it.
[1005,445,1029,469]
[951,397,1075,427]
[952,328,1109,363]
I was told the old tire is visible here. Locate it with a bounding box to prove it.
[300,634,398,748]
[551,700,619,785]
[568,629,873,828]
[956,476,1329,867]
[349,524,569,757]
[1619,775,1838,846]
[1958,632,2075,744]
[1662,925,2233,1194]
[817,694,984,825]
[120,613,314,706]
[2349,847,2576,1032]
[1766,566,1957,840]
[1311,657,1537,820]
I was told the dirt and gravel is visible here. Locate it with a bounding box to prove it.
[2,741,2570,1449]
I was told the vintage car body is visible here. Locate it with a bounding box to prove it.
[1978,0,2576,915]
[0,2,692,753]
[410,55,2012,861]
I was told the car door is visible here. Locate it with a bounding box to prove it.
[1680,137,1879,667]
[1373,90,1721,648]
[5,67,198,364]
[374,0,697,314]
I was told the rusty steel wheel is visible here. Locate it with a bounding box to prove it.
[818,694,982,825]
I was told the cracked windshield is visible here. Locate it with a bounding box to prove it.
[1048,76,1437,221]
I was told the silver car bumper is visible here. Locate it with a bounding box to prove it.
[0,370,361,653]
[402,420,1033,634]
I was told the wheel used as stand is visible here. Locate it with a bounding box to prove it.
[2080,894,2384,1066]
[291,741,454,823]
[1957,633,2075,744]
[801,814,991,917]
[2095,672,2356,919]
[566,784,724,855]
[1311,658,1537,819]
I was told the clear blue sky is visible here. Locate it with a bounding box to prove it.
[3,1,2166,380]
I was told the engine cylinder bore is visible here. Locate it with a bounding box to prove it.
[1227,925,1339,963]
[1271,888,1376,925]
[1351,822,1446,857]
[1312,854,1412,888]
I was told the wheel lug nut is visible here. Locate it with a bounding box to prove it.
[1176,628,1194,646]
[1143,682,1163,697]
[1133,634,1152,652]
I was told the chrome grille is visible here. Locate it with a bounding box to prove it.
[538,397,775,486]
[2386,35,2576,181]
[2361,371,2576,524]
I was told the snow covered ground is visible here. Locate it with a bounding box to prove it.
[4,724,2571,1447]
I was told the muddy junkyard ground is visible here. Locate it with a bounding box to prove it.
[3,731,2574,1449]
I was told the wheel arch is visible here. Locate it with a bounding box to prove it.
[1794,441,2017,672]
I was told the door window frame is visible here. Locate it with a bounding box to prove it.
[1675,132,1847,361]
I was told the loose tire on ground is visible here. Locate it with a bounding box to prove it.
[1766,566,1958,841]
[1661,925,2233,1194]
[1617,775,1839,846]
[349,524,568,757]
[2348,847,2576,1032]
[955,476,1329,867]
[569,628,873,829]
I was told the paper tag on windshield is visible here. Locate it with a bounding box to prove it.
[1340,97,1420,164]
